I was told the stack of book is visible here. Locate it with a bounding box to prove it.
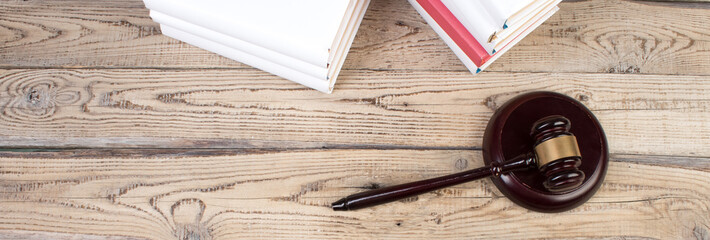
[409,0,561,74]
[143,0,371,93]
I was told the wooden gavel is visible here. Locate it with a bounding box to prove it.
[332,115,585,211]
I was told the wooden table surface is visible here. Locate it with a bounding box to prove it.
[1,0,709,239]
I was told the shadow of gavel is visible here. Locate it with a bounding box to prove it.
[332,115,585,211]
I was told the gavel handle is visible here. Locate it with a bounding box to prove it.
[332,153,536,211]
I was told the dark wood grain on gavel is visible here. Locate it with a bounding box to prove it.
[332,153,536,211]
[332,116,584,211]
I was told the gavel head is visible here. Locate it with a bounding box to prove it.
[530,115,585,193]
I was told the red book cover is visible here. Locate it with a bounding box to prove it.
[416,0,491,66]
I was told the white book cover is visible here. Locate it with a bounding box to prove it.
[150,11,328,80]
[480,0,535,28]
[144,0,370,93]
[442,0,499,55]
[443,0,553,54]
[409,0,558,74]
[142,0,362,68]
[408,0,480,74]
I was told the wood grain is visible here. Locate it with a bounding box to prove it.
[0,0,709,75]
[2,0,710,239]
[0,149,707,240]
[1,69,708,157]
[0,230,144,240]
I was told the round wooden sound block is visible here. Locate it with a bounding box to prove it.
[483,92,609,212]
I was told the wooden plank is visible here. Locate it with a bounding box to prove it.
[1,0,709,75]
[0,0,147,8]
[0,230,144,240]
[1,69,709,156]
[0,149,707,239]
[642,0,710,3]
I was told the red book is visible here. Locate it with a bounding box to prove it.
[416,0,491,66]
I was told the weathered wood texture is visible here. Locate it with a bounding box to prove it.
[2,0,710,239]
[0,69,708,157]
[0,0,709,75]
[0,150,708,240]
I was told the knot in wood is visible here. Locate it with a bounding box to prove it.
[171,198,211,240]
[454,158,469,170]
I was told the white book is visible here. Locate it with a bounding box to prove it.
[142,0,365,68]
[482,6,559,71]
[493,0,560,51]
[480,0,535,29]
[408,0,479,74]
[442,0,499,54]
[409,0,558,74]
[159,24,333,93]
[445,0,556,54]
[505,0,553,29]
[144,0,370,93]
[150,11,328,80]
